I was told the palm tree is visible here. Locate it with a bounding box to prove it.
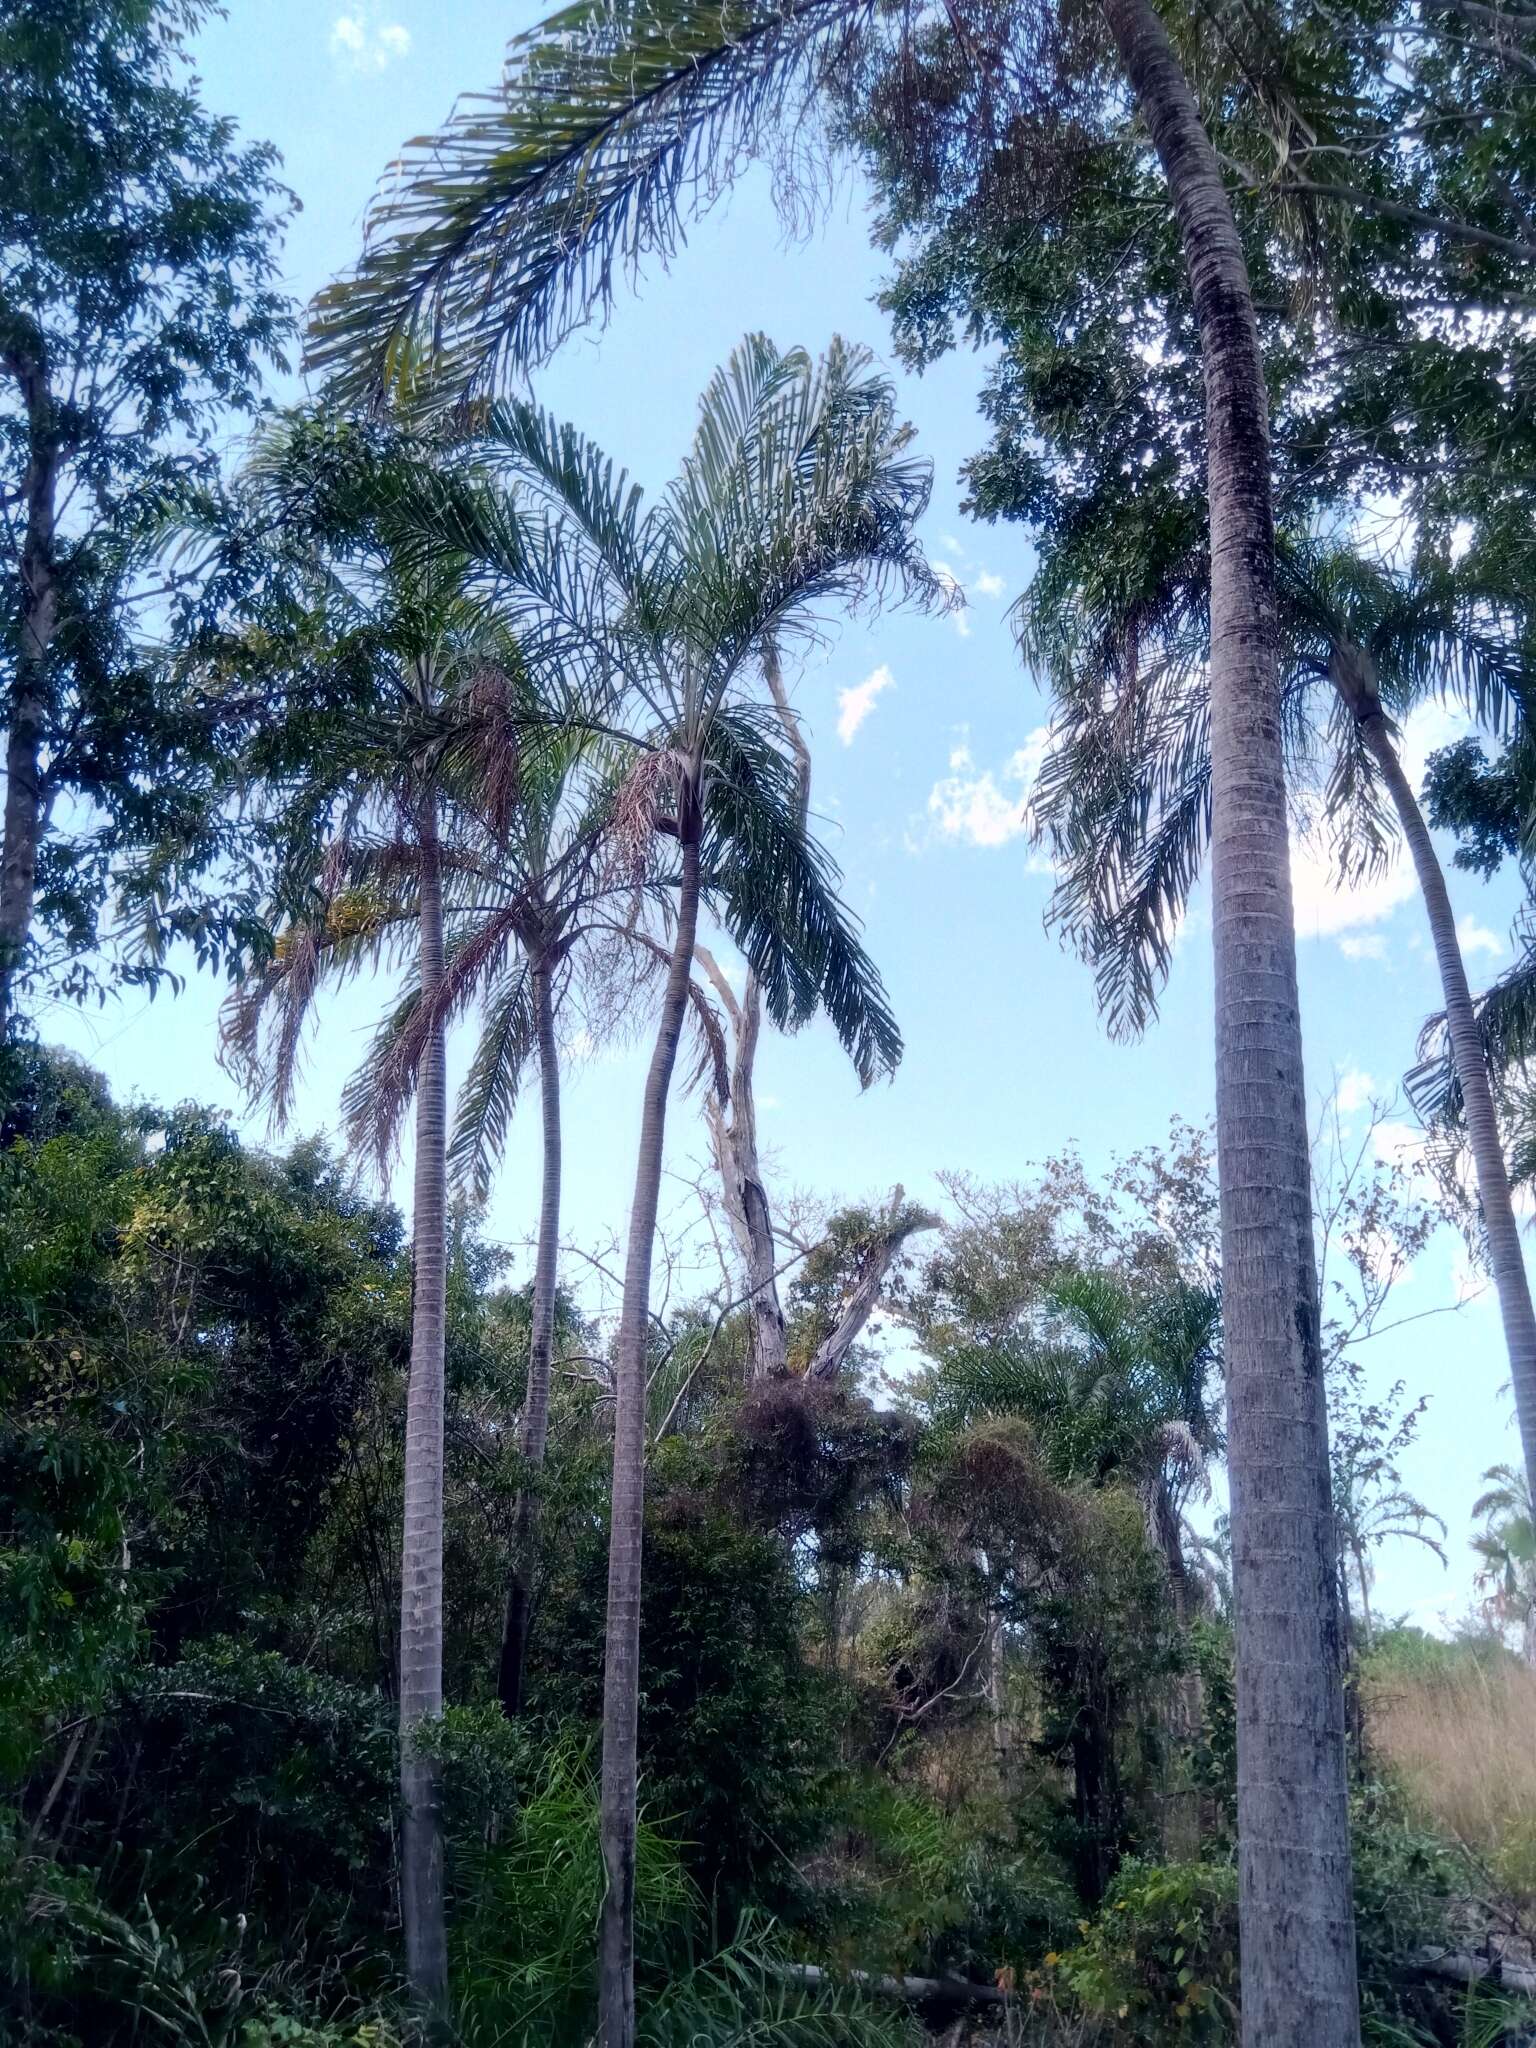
[1028,530,1536,1509]
[339,704,632,1720]
[210,414,520,2020]
[1472,1464,1536,1668]
[432,337,937,2044]
[305,4,1359,2030]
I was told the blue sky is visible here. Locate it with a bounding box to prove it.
[42,0,1534,1629]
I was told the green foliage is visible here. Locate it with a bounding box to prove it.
[529,1494,843,1921]
[451,1741,695,2045]
[1,0,293,1002]
[1046,1860,1239,2041]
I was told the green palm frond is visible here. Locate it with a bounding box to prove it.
[449,960,541,1202]
[306,0,868,399]
[701,705,901,1084]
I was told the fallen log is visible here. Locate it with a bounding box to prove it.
[768,1960,1009,2008]
[1418,1947,1536,1996]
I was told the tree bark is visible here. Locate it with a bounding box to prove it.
[498,948,563,1715]
[399,792,449,2018]
[598,799,702,2048]
[1,361,60,1031]
[702,966,789,1378]
[1347,689,1536,1508]
[1098,1,1360,2039]
[700,647,806,1378]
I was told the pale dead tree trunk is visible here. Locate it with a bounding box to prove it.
[805,1185,937,1382]
[1147,1478,1204,1861]
[699,648,806,1378]
[1098,0,1360,2037]
[699,958,787,1378]
[1335,646,1536,1507]
[599,798,702,2048]
[1,353,60,1031]
[400,789,449,2018]
[498,945,563,1716]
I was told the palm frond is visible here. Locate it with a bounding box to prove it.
[449,960,540,1202]
[702,706,901,1084]
[306,0,869,399]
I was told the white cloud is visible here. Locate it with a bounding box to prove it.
[330,10,411,69]
[1336,1069,1378,1116]
[837,663,895,746]
[1339,934,1388,962]
[940,534,963,557]
[926,730,1052,853]
[971,568,1007,600]
[1457,914,1505,960]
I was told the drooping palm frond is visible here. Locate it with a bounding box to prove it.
[1028,517,1535,1041]
[448,959,541,1202]
[306,0,871,400]
[701,705,901,1084]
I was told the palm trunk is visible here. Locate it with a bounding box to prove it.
[1098,2,1360,2039]
[1351,699,1536,1505]
[598,804,702,2048]
[400,793,449,2016]
[498,948,563,1715]
[1,412,60,1032]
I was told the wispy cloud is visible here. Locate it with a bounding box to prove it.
[1335,1068,1379,1116]
[971,568,1007,600]
[925,730,1051,853]
[837,663,895,746]
[1457,914,1505,960]
[1339,933,1389,962]
[331,10,411,70]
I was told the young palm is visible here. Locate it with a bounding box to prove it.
[1472,1464,1536,1667]
[437,335,937,2044]
[306,5,1362,2028]
[1028,529,1536,1506]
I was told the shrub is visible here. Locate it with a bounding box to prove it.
[1046,1860,1238,2042]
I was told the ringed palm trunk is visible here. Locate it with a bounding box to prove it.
[1345,683,1536,1504]
[498,947,563,1715]
[598,793,703,2048]
[1098,2,1360,2038]
[400,792,449,2015]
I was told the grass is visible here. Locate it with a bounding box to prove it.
[1366,1651,1536,1907]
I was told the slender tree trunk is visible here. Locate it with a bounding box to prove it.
[1150,1483,1203,1861]
[703,970,789,1378]
[400,793,449,2019]
[1098,3,1360,2039]
[598,804,702,2048]
[1349,694,1536,1504]
[701,646,805,1378]
[1,404,60,1032]
[498,947,563,1715]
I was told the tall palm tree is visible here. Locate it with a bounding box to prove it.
[432,337,937,2044]
[1028,530,1536,1506]
[209,415,517,2020]
[339,706,632,1719]
[305,4,1360,2030]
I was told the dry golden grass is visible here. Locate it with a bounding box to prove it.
[1368,1655,1536,1903]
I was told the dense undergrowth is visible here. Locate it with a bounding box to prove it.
[2,1048,1531,2045]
